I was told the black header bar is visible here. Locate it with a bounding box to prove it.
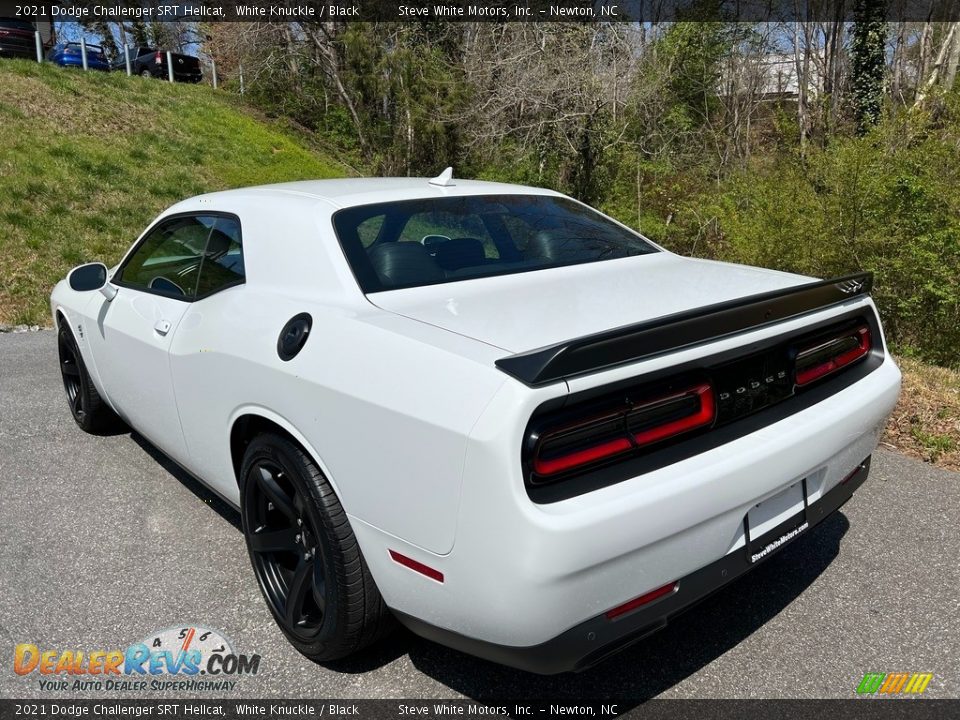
[0,700,959,720]
[5,0,960,23]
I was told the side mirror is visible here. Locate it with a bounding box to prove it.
[68,263,108,292]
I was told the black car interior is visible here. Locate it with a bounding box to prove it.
[334,195,659,293]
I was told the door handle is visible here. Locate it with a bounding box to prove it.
[154,319,172,336]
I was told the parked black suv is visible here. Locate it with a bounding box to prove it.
[0,18,36,59]
[114,46,202,83]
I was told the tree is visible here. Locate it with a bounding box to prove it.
[915,22,960,106]
[850,0,888,133]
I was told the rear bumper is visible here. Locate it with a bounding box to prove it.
[357,341,899,658]
[396,457,871,674]
[172,70,202,82]
[142,66,201,82]
[0,42,34,59]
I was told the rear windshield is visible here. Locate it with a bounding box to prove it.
[333,194,659,293]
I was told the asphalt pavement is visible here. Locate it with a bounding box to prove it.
[0,330,957,701]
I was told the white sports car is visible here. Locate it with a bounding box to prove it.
[50,171,901,673]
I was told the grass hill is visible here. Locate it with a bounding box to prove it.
[0,59,352,326]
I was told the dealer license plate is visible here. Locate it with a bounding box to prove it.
[746,481,808,563]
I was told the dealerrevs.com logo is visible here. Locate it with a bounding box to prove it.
[13,626,260,692]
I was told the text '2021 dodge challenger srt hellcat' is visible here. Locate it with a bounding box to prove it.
[50,170,901,674]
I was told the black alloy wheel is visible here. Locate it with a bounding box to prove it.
[245,459,327,640]
[240,433,393,661]
[58,328,83,420]
[57,323,119,433]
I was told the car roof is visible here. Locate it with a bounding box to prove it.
[175,177,564,212]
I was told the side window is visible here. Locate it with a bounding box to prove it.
[194,216,244,297]
[116,214,243,300]
[116,215,217,298]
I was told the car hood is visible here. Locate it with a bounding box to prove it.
[367,253,814,354]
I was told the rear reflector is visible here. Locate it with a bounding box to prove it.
[606,581,678,620]
[796,325,871,387]
[389,550,444,583]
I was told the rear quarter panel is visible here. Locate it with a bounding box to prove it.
[165,193,507,554]
[169,287,506,554]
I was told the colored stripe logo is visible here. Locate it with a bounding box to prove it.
[857,672,933,695]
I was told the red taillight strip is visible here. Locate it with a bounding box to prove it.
[389,550,444,583]
[532,382,715,479]
[606,581,678,620]
[796,326,871,387]
[533,436,632,476]
[631,383,715,447]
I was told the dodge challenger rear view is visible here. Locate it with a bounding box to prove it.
[49,171,901,673]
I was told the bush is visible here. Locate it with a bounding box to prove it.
[666,108,960,368]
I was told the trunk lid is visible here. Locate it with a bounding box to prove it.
[367,253,812,353]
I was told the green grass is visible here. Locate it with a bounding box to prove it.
[909,427,957,462]
[0,59,353,325]
[883,357,960,472]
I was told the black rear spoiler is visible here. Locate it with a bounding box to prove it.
[495,272,874,387]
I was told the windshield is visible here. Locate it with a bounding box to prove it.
[333,194,659,293]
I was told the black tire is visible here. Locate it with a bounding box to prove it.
[240,433,393,661]
[139,68,152,79]
[57,322,121,434]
